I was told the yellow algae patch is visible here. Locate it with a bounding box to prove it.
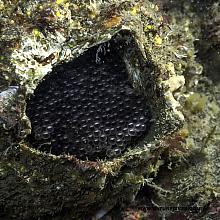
[154,34,162,46]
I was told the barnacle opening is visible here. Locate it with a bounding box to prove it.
[26,31,157,161]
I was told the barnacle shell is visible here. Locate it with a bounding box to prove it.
[0,1,186,219]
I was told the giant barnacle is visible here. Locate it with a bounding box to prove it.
[0,1,186,219]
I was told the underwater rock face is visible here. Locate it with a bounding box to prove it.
[26,42,151,160]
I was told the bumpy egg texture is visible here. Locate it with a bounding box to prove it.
[26,42,152,160]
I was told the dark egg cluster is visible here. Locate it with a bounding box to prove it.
[26,44,152,160]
